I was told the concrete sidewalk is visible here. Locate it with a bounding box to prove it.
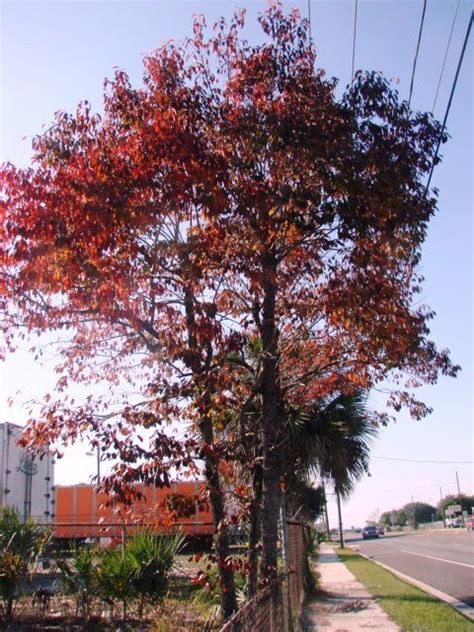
[301,543,400,631]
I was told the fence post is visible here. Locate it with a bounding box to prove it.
[121,522,126,558]
[280,494,290,566]
[280,495,291,632]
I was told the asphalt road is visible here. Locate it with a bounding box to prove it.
[346,530,474,606]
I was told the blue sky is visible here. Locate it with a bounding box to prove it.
[1,0,472,527]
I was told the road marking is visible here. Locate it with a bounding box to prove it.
[401,549,474,568]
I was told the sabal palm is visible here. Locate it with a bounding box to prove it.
[0,507,49,621]
[285,389,377,500]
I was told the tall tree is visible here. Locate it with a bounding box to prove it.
[1,2,458,595]
[303,392,377,499]
[1,36,241,617]
[401,501,437,526]
[437,495,474,520]
[380,511,392,527]
[306,392,377,547]
[179,5,458,576]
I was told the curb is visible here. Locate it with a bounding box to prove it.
[348,546,474,622]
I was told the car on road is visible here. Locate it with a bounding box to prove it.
[465,517,474,530]
[362,525,379,539]
[377,525,385,535]
[447,517,463,528]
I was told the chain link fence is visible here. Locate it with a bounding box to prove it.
[43,518,310,631]
[287,521,306,614]
[219,574,289,632]
[219,521,308,632]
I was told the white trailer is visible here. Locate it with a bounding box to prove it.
[0,422,55,522]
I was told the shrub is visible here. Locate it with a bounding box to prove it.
[55,543,98,621]
[96,530,184,619]
[126,530,184,613]
[96,545,136,620]
[0,507,49,622]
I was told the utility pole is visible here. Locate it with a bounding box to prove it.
[336,490,345,548]
[322,481,331,540]
[440,486,445,527]
[456,471,464,525]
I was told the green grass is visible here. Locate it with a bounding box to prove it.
[336,547,473,632]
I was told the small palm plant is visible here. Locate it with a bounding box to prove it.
[126,530,185,616]
[55,543,98,621]
[96,530,184,621]
[96,545,136,620]
[0,507,49,622]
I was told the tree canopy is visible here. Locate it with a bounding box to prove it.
[402,501,437,526]
[437,494,474,519]
[0,2,459,611]
[381,502,439,527]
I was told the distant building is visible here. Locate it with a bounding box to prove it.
[0,422,55,522]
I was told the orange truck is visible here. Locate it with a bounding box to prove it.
[53,481,213,545]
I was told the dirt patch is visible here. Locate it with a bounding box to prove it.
[0,576,219,632]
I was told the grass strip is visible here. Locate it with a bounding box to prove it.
[336,547,473,632]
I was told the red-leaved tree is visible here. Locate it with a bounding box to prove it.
[165,5,458,580]
[1,2,458,615]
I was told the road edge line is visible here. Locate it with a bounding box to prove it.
[348,546,474,622]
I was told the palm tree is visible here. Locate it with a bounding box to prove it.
[226,383,376,592]
[284,389,377,546]
[307,391,375,490]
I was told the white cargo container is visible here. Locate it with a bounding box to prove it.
[0,422,55,523]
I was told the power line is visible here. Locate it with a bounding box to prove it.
[308,0,312,44]
[351,0,358,81]
[408,0,428,107]
[374,456,473,465]
[426,9,473,191]
[432,0,461,114]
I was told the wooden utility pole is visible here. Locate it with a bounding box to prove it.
[456,471,465,525]
[336,490,345,548]
[322,481,331,540]
[440,486,445,526]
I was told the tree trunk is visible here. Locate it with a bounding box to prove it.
[336,489,345,548]
[259,257,283,581]
[261,448,282,579]
[183,285,237,620]
[247,458,263,596]
[302,526,316,595]
[6,595,13,622]
[199,414,238,620]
